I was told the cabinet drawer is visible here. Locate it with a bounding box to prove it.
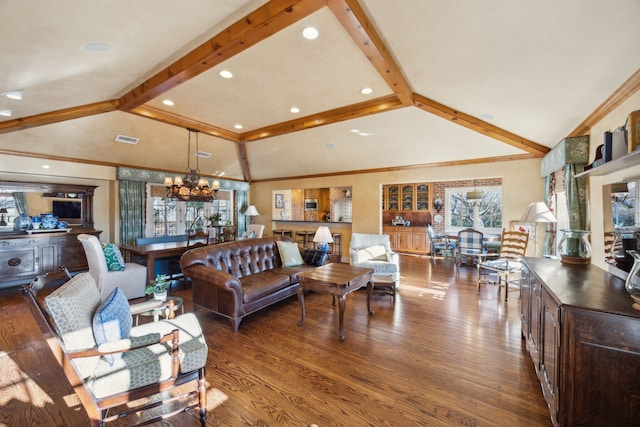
[0,247,38,278]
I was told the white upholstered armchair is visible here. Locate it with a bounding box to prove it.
[78,233,147,300]
[349,233,400,287]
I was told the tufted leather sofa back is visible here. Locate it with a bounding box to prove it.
[180,237,288,279]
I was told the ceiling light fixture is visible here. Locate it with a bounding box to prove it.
[360,87,373,95]
[234,124,243,129]
[290,107,300,113]
[302,26,319,40]
[164,128,218,202]
[0,110,13,117]
[3,91,24,100]
[162,99,175,106]
[219,70,233,79]
[466,180,484,203]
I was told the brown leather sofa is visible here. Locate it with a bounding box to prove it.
[180,237,328,332]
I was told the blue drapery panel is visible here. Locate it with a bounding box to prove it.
[236,190,248,236]
[12,192,27,215]
[119,180,145,246]
[543,174,556,256]
[564,164,587,231]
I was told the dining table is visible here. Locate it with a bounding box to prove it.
[121,241,194,283]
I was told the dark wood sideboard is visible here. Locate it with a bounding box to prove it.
[0,229,101,288]
[521,258,640,427]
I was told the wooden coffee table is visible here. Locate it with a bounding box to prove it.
[297,263,374,341]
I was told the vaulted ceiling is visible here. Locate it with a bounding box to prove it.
[1,0,639,182]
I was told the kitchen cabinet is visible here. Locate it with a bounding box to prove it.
[522,258,640,427]
[383,226,429,255]
[382,183,430,212]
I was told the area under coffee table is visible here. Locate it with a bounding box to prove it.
[297,263,374,341]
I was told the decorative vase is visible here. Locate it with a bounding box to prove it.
[558,229,592,265]
[41,213,58,230]
[14,213,32,231]
[624,251,640,310]
[153,291,167,302]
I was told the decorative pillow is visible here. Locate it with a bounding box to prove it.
[277,241,304,267]
[356,244,388,262]
[302,249,329,266]
[92,287,132,365]
[101,242,125,271]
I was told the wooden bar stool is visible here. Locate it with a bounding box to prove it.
[273,229,293,239]
[296,230,315,249]
[330,233,342,254]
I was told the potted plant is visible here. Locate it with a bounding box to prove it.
[145,274,171,302]
[208,213,222,226]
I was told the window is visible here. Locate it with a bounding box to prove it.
[611,181,636,228]
[153,197,177,236]
[445,186,502,234]
[0,195,16,229]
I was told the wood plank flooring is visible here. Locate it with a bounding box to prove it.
[0,255,552,426]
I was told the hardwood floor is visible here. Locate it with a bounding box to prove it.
[0,255,551,426]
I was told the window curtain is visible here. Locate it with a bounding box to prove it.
[119,180,145,246]
[564,164,587,230]
[12,192,27,215]
[236,190,248,236]
[543,174,556,256]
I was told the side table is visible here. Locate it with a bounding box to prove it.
[134,296,184,325]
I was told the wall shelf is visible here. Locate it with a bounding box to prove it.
[576,149,640,178]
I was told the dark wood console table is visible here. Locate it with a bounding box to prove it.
[521,258,640,427]
[0,229,101,288]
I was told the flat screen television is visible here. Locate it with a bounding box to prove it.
[52,200,82,219]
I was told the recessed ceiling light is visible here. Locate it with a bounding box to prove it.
[3,91,24,100]
[219,70,233,79]
[41,165,50,169]
[302,26,319,40]
[358,132,372,137]
[360,87,373,95]
[82,42,111,52]
[234,124,243,129]
[0,110,13,117]
[350,129,360,133]
[290,107,300,113]
[162,99,174,106]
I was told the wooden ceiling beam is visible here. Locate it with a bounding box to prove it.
[413,93,549,156]
[129,106,240,142]
[117,0,326,111]
[239,95,404,142]
[568,68,640,137]
[251,153,540,182]
[236,143,252,182]
[0,100,119,135]
[328,0,414,105]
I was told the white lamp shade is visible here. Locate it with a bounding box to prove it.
[313,226,334,243]
[520,202,556,223]
[245,205,260,217]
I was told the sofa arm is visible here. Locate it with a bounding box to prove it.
[182,265,243,293]
[386,251,399,264]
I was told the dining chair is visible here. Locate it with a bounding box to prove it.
[477,229,529,301]
[455,228,485,266]
[169,230,211,289]
[427,225,456,261]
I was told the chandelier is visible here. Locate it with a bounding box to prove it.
[466,180,484,203]
[164,128,220,202]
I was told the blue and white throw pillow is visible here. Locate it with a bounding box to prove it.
[93,287,131,365]
[101,242,125,271]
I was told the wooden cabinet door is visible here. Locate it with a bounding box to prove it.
[540,289,560,426]
[383,227,399,250]
[386,185,399,211]
[415,183,430,211]
[398,229,412,251]
[0,241,38,281]
[401,185,414,211]
[290,189,304,220]
[412,230,428,253]
[529,273,542,371]
[520,265,531,342]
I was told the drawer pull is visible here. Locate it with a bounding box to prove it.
[8,257,22,267]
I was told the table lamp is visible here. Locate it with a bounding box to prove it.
[520,202,556,256]
[313,226,333,252]
[245,205,260,224]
